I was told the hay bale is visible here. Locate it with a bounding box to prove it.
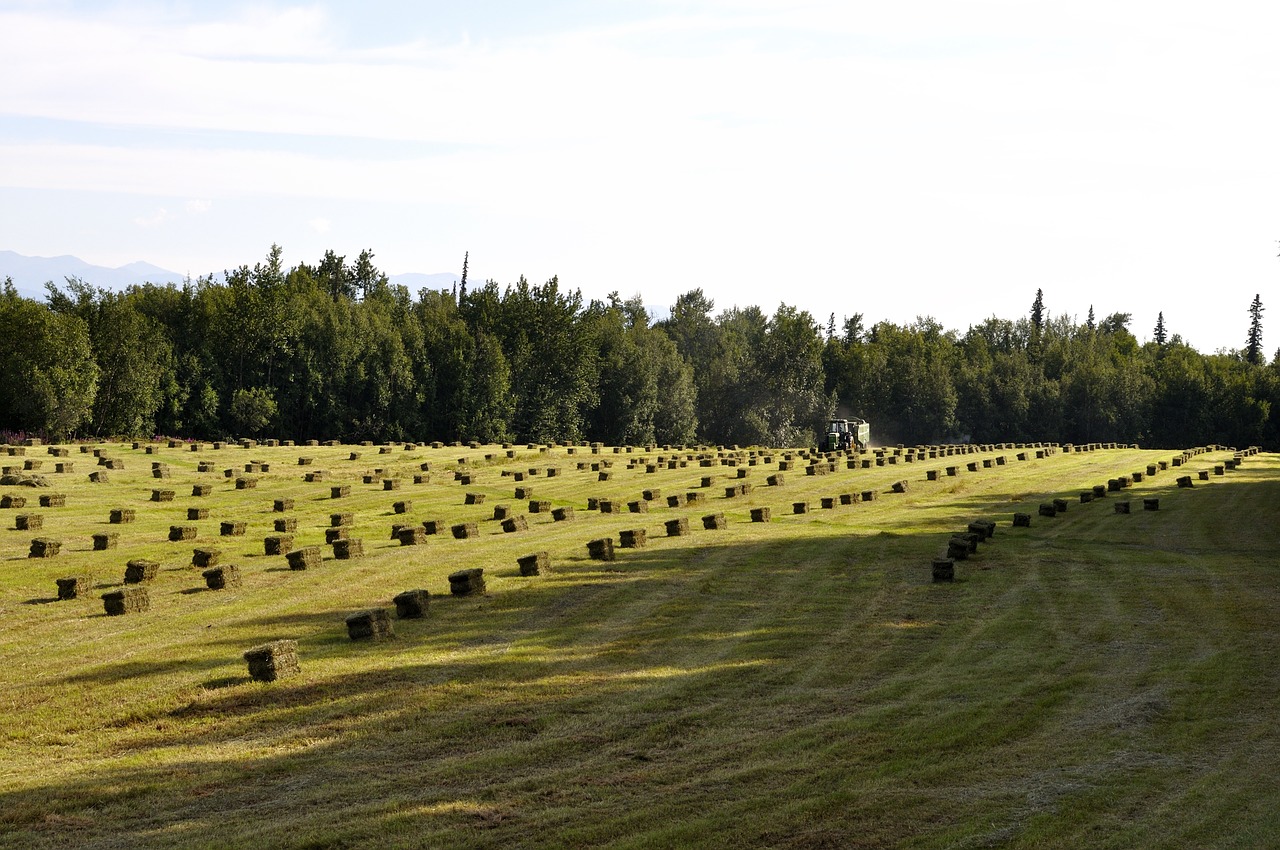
[514,486,534,500]
[665,494,688,509]
[1052,498,1069,513]
[1012,513,1032,528]
[14,512,41,531]
[946,538,970,561]
[393,589,431,618]
[1038,503,1056,518]
[891,480,908,494]
[220,521,246,537]
[529,499,551,513]
[861,490,877,502]
[88,471,109,483]
[1092,484,1108,499]
[123,559,159,583]
[331,485,351,498]
[389,499,412,515]
[1198,470,1210,481]
[152,466,171,479]
[325,527,348,544]
[686,492,706,505]
[330,512,354,528]
[264,534,294,555]
[465,492,486,505]
[1177,475,1194,488]
[333,538,364,559]
[202,563,240,591]
[103,459,124,470]
[1143,498,1160,511]
[501,515,528,533]
[34,493,63,507]
[932,559,955,583]
[274,517,298,533]
[1214,465,1225,476]
[449,568,486,596]
[1114,501,1131,514]
[619,528,647,548]
[169,525,197,541]
[587,538,615,561]
[421,518,446,534]
[56,576,91,600]
[297,457,314,466]
[151,489,175,502]
[235,477,259,490]
[383,479,400,491]
[551,506,575,522]
[600,499,622,514]
[92,532,118,551]
[55,462,74,473]
[273,498,294,512]
[305,470,329,482]
[182,506,208,521]
[103,586,149,616]
[629,499,650,513]
[451,522,479,539]
[346,608,394,640]
[968,520,995,539]
[287,546,323,569]
[192,548,221,569]
[702,512,727,530]
[793,501,810,514]
[1131,471,1144,483]
[518,552,550,576]
[244,639,299,681]
[751,507,771,523]
[926,469,940,481]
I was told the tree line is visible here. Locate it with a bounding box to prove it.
[1,248,1276,450]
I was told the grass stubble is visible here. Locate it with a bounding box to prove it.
[0,442,1276,849]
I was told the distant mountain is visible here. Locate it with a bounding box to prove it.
[0,250,187,299]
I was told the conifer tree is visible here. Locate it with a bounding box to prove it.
[1246,293,1264,365]
[1153,311,1167,346]
[1030,288,1045,335]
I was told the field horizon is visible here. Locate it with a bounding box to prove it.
[1,438,1276,848]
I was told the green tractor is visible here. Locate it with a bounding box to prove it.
[820,418,869,453]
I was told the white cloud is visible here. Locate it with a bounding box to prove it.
[133,207,171,228]
[185,199,212,214]
[309,217,332,234]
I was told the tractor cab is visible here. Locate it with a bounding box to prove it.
[821,418,870,453]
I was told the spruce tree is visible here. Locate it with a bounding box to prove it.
[1086,305,1095,331]
[1153,311,1167,346]
[460,251,469,299]
[1246,294,1264,365]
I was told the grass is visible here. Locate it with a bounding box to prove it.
[0,440,1277,848]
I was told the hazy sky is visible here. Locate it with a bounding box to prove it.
[2,0,1277,353]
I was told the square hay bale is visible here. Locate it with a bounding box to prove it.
[264,534,294,555]
[529,499,552,513]
[383,479,400,491]
[1177,475,1194,488]
[197,461,217,473]
[518,552,550,576]
[55,462,74,473]
[122,558,158,583]
[109,508,136,524]
[666,493,688,508]
[169,525,198,542]
[750,507,771,523]
[202,563,240,591]
[686,492,707,505]
[38,493,66,508]
[220,521,246,537]
[449,567,486,596]
[619,528,647,548]
[1052,498,1069,513]
[501,515,529,533]
[331,512,354,527]
[274,517,298,533]
[346,608,395,640]
[23,460,42,471]
[187,507,209,521]
[861,490,878,502]
[297,456,315,466]
[192,548,221,569]
[702,512,727,530]
[421,518,447,535]
[926,469,940,481]
[244,639,299,681]
[333,538,364,559]
[394,589,431,618]
[1038,503,1057,518]
[793,501,810,514]
[152,489,175,502]
[103,586,149,615]
[840,493,858,505]
[236,477,259,490]
[598,471,612,482]
[392,500,412,515]
[451,522,479,539]
[1131,471,1145,483]
[1012,512,1032,527]
[56,576,91,600]
[1143,498,1160,511]
[152,466,171,479]
[465,492,486,505]
[92,532,118,550]
[304,470,330,483]
[932,559,955,583]
[1197,470,1210,481]
[766,473,785,486]
[642,488,663,501]
[103,458,124,470]
[398,526,427,545]
[15,513,42,530]
[599,499,621,514]
[273,498,294,512]
[587,537,615,561]
[331,485,351,498]
[325,527,349,544]
[186,483,212,498]
[552,506,575,522]
[821,497,837,509]
[287,546,322,569]
[628,499,650,513]
[514,486,534,500]
[493,504,512,521]
[1092,484,1108,499]
[1114,501,1131,514]
[665,516,691,536]
[88,471,110,483]
[1080,491,1094,503]
[891,480,909,494]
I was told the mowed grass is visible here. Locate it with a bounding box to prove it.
[0,441,1277,849]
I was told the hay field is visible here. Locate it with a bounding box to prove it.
[1,439,1277,849]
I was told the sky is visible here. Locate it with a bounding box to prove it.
[1,0,1278,354]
